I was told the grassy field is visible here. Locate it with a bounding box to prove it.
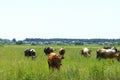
[0,45,120,80]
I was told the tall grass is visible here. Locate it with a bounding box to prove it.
[0,45,120,80]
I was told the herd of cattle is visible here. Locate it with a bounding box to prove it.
[24,47,65,71]
[24,46,120,71]
[81,46,120,61]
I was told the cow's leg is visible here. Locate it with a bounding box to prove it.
[116,55,120,61]
[96,54,101,60]
[87,53,90,57]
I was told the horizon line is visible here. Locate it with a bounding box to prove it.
[1,38,120,40]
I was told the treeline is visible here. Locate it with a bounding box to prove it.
[0,38,120,46]
[24,38,120,45]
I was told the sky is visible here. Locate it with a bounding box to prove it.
[0,0,120,40]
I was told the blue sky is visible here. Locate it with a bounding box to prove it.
[0,0,120,40]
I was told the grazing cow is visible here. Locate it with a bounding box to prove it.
[44,47,55,56]
[44,47,65,71]
[81,47,91,57]
[24,48,36,59]
[96,47,120,60]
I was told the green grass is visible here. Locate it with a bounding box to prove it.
[0,45,120,80]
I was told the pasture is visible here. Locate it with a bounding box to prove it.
[0,45,120,80]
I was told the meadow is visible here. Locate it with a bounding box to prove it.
[0,45,120,80]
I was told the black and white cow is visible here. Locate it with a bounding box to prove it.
[24,48,36,59]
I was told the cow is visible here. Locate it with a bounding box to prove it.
[96,47,120,61]
[44,47,65,71]
[47,53,63,71]
[81,47,91,57]
[24,48,36,59]
[59,48,65,59]
[44,47,55,56]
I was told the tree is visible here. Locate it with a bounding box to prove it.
[16,40,23,45]
[12,38,16,43]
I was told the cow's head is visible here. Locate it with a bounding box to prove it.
[30,49,36,58]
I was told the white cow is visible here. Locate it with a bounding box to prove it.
[81,47,91,57]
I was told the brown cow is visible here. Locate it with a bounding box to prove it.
[44,47,55,55]
[44,47,65,71]
[59,48,65,59]
[96,47,120,61]
[48,53,63,71]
